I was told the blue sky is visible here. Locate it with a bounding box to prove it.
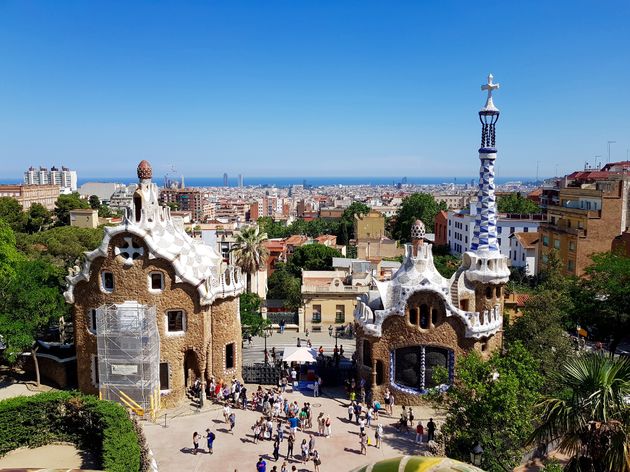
[0,1,628,179]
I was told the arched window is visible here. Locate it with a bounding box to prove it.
[363,340,372,366]
[495,286,501,298]
[485,287,492,299]
[431,308,438,326]
[133,193,142,222]
[375,360,384,385]
[409,307,418,325]
[420,304,429,329]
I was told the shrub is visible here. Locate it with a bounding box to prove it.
[0,391,143,471]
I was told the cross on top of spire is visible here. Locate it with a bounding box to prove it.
[481,73,500,112]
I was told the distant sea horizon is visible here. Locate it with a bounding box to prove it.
[1,175,539,187]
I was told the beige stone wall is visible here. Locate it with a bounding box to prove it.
[209,297,242,384]
[71,232,240,408]
[303,296,355,330]
[356,291,501,406]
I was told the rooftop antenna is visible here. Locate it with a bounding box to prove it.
[594,155,602,169]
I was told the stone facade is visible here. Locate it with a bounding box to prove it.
[353,77,509,405]
[65,161,244,409]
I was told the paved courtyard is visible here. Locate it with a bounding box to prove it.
[142,385,441,472]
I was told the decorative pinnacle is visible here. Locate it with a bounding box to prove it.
[481,74,500,112]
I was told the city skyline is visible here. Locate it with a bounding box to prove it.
[1,1,629,178]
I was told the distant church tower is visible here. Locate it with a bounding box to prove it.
[462,74,510,317]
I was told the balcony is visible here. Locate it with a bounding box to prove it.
[547,204,601,219]
[540,223,586,238]
[301,284,369,294]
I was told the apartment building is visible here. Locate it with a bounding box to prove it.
[160,188,212,222]
[538,161,630,276]
[447,201,542,257]
[24,166,77,191]
[301,262,371,332]
[0,184,60,210]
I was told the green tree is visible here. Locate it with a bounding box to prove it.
[0,219,21,282]
[239,292,271,337]
[497,193,540,214]
[88,195,101,210]
[437,342,542,472]
[230,226,269,292]
[574,251,630,355]
[17,226,104,268]
[54,193,89,226]
[392,193,446,242]
[0,258,68,386]
[433,254,461,278]
[267,265,302,311]
[24,203,52,234]
[257,217,288,239]
[286,243,341,277]
[506,250,574,394]
[337,202,371,244]
[0,197,26,233]
[529,353,630,472]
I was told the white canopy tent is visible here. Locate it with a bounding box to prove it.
[282,346,318,364]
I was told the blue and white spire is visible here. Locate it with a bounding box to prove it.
[471,74,501,253]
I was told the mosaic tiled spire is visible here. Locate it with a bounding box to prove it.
[471,74,500,252]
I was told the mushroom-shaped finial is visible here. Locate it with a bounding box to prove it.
[137,160,152,180]
[410,219,426,240]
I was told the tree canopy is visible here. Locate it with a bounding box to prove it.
[391,193,446,242]
[54,193,89,226]
[0,198,26,233]
[506,250,574,394]
[231,226,269,292]
[266,264,302,311]
[497,193,540,214]
[573,251,630,355]
[17,225,104,268]
[530,353,630,472]
[286,243,341,277]
[437,342,543,472]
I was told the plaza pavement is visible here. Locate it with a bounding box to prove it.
[241,329,357,366]
[142,385,441,472]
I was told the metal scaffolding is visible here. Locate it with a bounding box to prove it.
[96,301,160,418]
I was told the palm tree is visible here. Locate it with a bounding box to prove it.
[231,226,269,293]
[529,353,630,472]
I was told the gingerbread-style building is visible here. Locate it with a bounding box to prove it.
[64,160,244,409]
[354,75,510,405]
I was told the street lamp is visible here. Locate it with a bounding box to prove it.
[470,442,484,466]
[262,324,273,365]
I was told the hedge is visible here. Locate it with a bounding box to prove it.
[0,391,147,471]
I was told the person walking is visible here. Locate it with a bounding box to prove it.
[308,434,316,457]
[256,456,267,472]
[427,418,436,442]
[317,412,325,436]
[280,462,288,472]
[313,377,319,397]
[276,420,284,442]
[300,439,309,464]
[358,417,366,435]
[223,403,231,423]
[415,421,424,444]
[228,411,236,434]
[384,389,391,415]
[375,423,383,449]
[286,432,295,459]
[347,403,354,422]
[205,428,215,454]
[324,415,332,437]
[273,436,280,461]
[359,431,367,455]
[192,431,200,455]
[328,325,333,337]
[408,407,414,427]
[253,422,261,444]
[312,449,321,472]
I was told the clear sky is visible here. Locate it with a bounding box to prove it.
[0,1,628,180]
